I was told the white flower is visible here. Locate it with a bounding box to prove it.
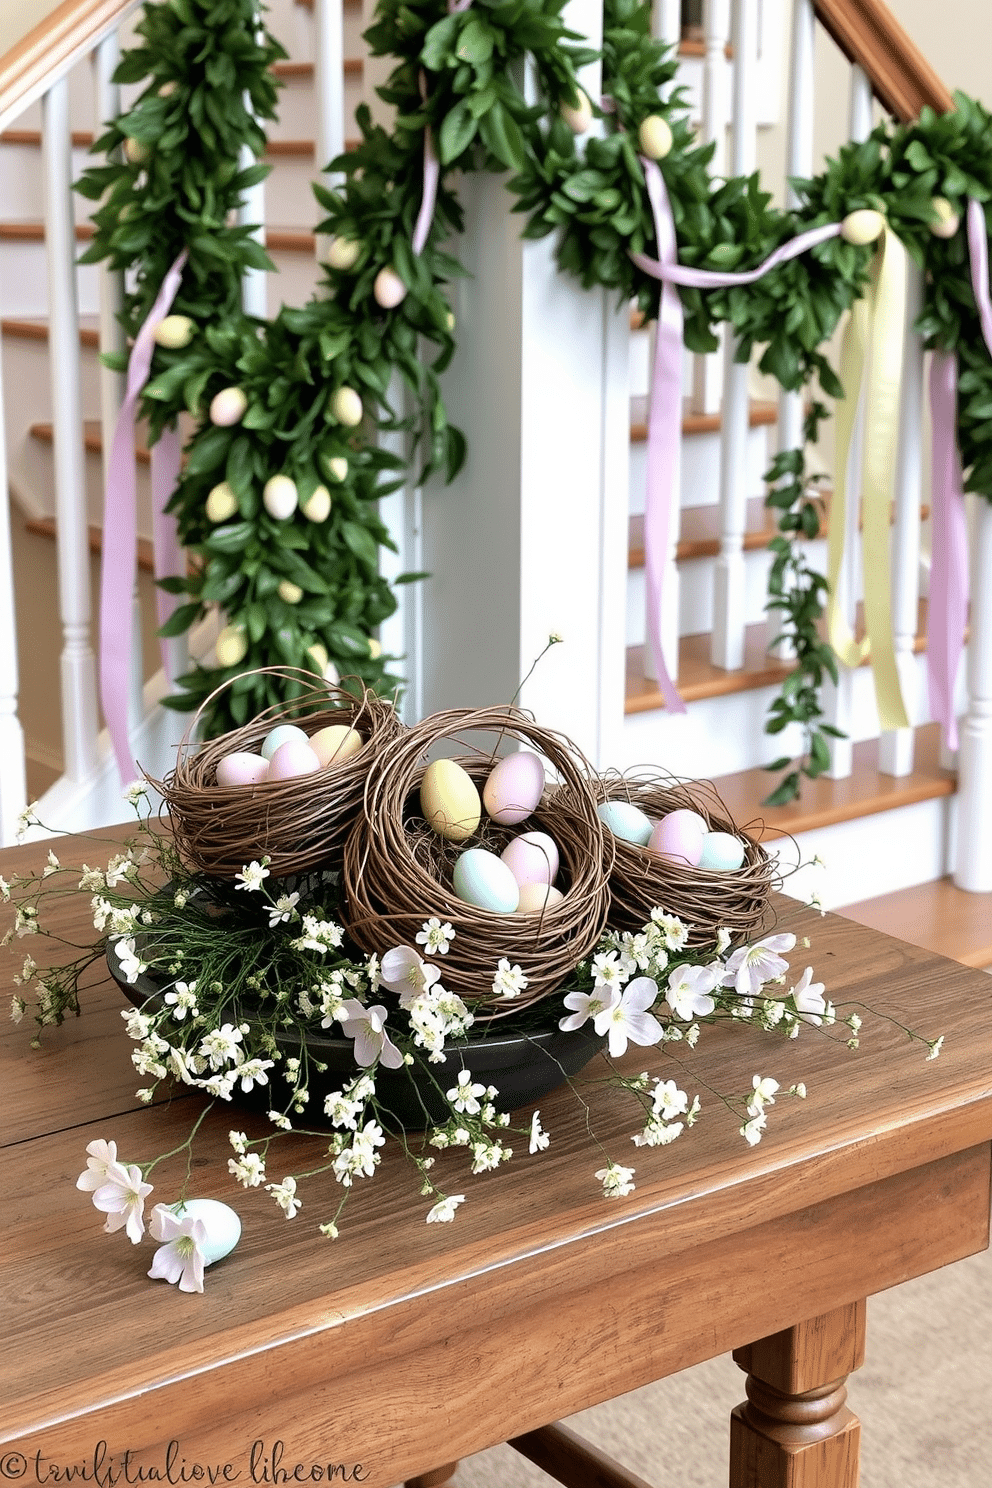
[715,927,732,955]
[235,1057,274,1093]
[337,1000,404,1069]
[163,980,198,1019]
[650,911,689,951]
[595,1162,636,1198]
[416,917,456,955]
[228,1153,266,1187]
[42,849,60,878]
[426,1195,465,1223]
[633,1118,684,1147]
[470,1140,511,1173]
[229,1131,248,1154]
[740,1113,767,1146]
[324,1091,363,1128]
[104,852,134,888]
[15,905,39,937]
[790,967,827,1025]
[594,976,664,1057]
[10,995,25,1023]
[789,1083,807,1098]
[559,983,620,1033]
[292,915,344,953]
[650,1079,689,1121]
[447,1069,486,1115]
[492,959,529,999]
[549,631,563,644]
[15,801,40,842]
[113,936,147,985]
[267,1176,301,1218]
[379,944,441,1001]
[319,1223,340,1239]
[0,875,9,901]
[529,1111,550,1154]
[665,962,721,1021]
[198,1022,244,1069]
[268,892,300,928]
[235,860,270,892]
[90,1162,153,1243]
[123,780,149,806]
[746,1075,780,1117]
[591,951,625,990]
[147,1206,207,1293]
[723,933,796,997]
[268,1110,293,1131]
[926,1036,944,1061]
[76,1138,122,1191]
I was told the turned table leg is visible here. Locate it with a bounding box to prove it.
[404,1465,458,1488]
[730,1300,866,1488]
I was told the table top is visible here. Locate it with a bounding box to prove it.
[3,826,991,1485]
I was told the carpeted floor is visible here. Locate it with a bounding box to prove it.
[442,1240,991,1488]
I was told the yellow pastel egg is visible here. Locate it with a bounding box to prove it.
[420,759,481,843]
[840,209,885,246]
[263,474,298,520]
[209,386,248,426]
[216,625,247,668]
[123,137,150,165]
[277,580,303,604]
[330,386,363,427]
[638,115,673,161]
[307,642,329,674]
[446,311,456,332]
[205,481,239,523]
[301,485,331,522]
[561,92,592,134]
[368,637,382,660]
[929,196,960,239]
[158,81,178,98]
[373,267,407,309]
[327,236,361,271]
[153,314,195,349]
[515,882,565,915]
[325,457,348,483]
[310,724,363,768]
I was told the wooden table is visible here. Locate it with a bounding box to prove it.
[3,828,991,1488]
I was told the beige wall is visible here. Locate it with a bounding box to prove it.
[887,0,991,108]
[0,0,60,60]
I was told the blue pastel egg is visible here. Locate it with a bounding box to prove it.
[597,800,653,847]
[453,848,520,914]
[260,724,310,761]
[698,831,746,871]
[168,1198,241,1264]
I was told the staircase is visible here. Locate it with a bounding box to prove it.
[1,0,990,961]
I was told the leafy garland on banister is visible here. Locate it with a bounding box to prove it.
[78,0,992,792]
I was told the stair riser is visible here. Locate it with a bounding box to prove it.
[268,73,364,142]
[628,420,772,516]
[620,648,943,779]
[1,333,103,440]
[0,143,92,224]
[0,240,100,318]
[17,427,155,540]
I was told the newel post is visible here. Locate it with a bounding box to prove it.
[418,0,629,765]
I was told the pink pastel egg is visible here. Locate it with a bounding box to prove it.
[483,751,546,826]
[648,810,708,867]
[501,831,560,887]
[216,752,270,787]
[267,739,321,781]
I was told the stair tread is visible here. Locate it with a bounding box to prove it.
[630,396,779,442]
[630,498,777,566]
[838,875,992,969]
[625,600,931,713]
[3,316,99,347]
[30,419,150,464]
[0,221,322,253]
[710,722,955,840]
[271,59,362,78]
[0,130,358,158]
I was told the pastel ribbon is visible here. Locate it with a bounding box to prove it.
[100,249,188,784]
[412,0,474,256]
[634,158,842,709]
[826,224,910,731]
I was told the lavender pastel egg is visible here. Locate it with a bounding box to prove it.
[483,751,546,826]
[501,831,560,887]
[216,752,270,787]
[649,810,707,867]
[267,739,321,781]
[698,831,746,872]
[260,724,310,761]
[453,849,520,914]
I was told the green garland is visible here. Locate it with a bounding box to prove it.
[78,0,992,785]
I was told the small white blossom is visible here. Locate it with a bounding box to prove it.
[595,976,664,1057]
[235,860,270,892]
[147,1206,207,1293]
[790,967,828,1025]
[89,1161,153,1243]
[235,1057,275,1093]
[666,962,721,1021]
[10,995,25,1024]
[529,1110,550,1154]
[267,1176,302,1218]
[596,1162,636,1198]
[650,911,689,951]
[426,1195,465,1223]
[492,958,529,1000]
[740,1113,767,1146]
[163,980,198,1019]
[123,781,149,806]
[198,1022,244,1069]
[926,1036,944,1062]
[746,1075,780,1117]
[789,1083,807,1098]
[268,892,300,928]
[559,983,620,1033]
[292,914,345,954]
[15,801,40,842]
[470,1139,511,1173]
[319,1223,340,1239]
[337,1000,404,1069]
[379,944,442,1001]
[591,951,625,990]
[416,917,456,955]
[715,927,732,955]
[228,1153,266,1187]
[15,905,39,938]
[447,1069,487,1115]
[723,933,796,998]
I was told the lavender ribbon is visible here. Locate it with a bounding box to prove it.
[635,159,843,707]
[413,0,474,257]
[99,249,188,783]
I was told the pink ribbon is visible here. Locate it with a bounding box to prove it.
[413,0,473,257]
[100,249,188,783]
[634,159,843,708]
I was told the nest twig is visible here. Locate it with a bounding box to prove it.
[151,666,402,879]
[341,706,613,1017]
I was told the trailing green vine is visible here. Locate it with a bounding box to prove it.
[77,0,992,783]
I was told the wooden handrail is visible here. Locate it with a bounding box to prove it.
[813,0,954,120]
[0,0,142,134]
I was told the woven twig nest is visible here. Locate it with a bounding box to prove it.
[341,706,613,1017]
[590,772,778,948]
[153,667,402,879]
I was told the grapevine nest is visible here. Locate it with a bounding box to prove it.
[589,771,778,948]
[341,706,613,1017]
[152,667,402,880]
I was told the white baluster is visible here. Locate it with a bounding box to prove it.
[0,325,28,841]
[377,373,424,725]
[42,77,100,784]
[238,7,268,317]
[767,0,815,662]
[823,64,873,777]
[654,0,683,45]
[711,0,756,673]
[315,0,346,262]
[878,262,923,775]
[954,496,992,890]
[693,0,730,416]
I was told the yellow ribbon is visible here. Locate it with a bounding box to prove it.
[826,223,910,731]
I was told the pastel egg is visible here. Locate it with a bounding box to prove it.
[267,739,321,781]
[515,882,565,915]
[216,752,270,787]
[373,267,407,309]
[153,314,195,349]
[310,724,362,768]
[420,759,482,842]
[206,481,239,523]
[453,849,520,914]
[209,386,248,426]
[168,1199,241,1265]
[597,799,653,846]
[261,724,310,761]
[648,810,708,867]
[215,625,247,668]
[327,236,361,271]
[263,475,298,520]
[638,114,673,160]
[929,196,960,239]
[840,208,885,246]
[301,485,331,522]
[483,751,546,825]
[330,386,363,427]
[698,831,746,872]
[501,831,559,887]
[561,92,592,134]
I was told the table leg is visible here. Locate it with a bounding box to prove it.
[730,1299,866,1488]
[404,1465,458,1488]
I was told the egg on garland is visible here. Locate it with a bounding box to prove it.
[330,387,363,427]
[501,831,560,887]
[327,236,362,271]
[483,752,546,826]
[638,114,673,160]
[929,196,960,238]
[209,386,248,427]
[263,474,298,520]
[215,625,248,668]
[153,314,195,349]
[205,481,239,523]
[277,580,303,605]
[301,485,332,522]
[373,267,407,309]
[560,91,593,133]
[322,455,348,484]
[453,849,520,914]
[840,208,885,246]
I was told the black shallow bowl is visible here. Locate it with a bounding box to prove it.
[109,955,606,1130]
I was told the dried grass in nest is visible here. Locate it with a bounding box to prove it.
[341,706,613,1017]
[152,666,402,880]
[590,771,779,948]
